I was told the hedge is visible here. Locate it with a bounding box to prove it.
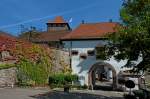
[49,73,78,87]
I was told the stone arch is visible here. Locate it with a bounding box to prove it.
[88,62,117,90]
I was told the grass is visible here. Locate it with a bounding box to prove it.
[0,63,16,70]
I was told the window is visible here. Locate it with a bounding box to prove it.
[59,24,64,27]
[48,24,53,27]
[56,24,60,27]
[62,24,65,27]
[87,50,95,56]
[53,24,56,27]
[80,53,87,59]
[71,50,78,56]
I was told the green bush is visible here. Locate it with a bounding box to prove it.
[49,73,78,88]
[133,90,144,99]
[17,58,49,86]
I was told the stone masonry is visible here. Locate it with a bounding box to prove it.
[0,67,17,88]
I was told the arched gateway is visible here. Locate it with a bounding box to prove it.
[88,62,117,90]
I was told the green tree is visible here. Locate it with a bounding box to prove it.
[108,0,150,72]
[19,26,40,42]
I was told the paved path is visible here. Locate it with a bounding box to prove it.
[0,88,49,99]
[0,88,124,99]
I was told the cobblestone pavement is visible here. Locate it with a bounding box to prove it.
[0,88,124,99]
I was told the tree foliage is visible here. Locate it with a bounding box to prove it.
[15,43,54,86]
[19,26,40,42]
[108,0,150,72]
[14,41,71,86]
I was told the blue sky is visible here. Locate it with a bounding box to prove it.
[0,0,123,36]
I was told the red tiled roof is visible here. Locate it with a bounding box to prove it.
[32,30,71,42]
[61,22,119,40]
[47,16,67,23]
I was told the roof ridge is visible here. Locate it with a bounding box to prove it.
[80,22,119,25]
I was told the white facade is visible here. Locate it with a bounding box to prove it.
[62,40,128,86]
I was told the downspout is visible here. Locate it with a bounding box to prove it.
[69,41,72,69]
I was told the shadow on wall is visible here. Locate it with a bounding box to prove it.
[76,56,101,74]
[77,56,105,73]
[30,90,123,99]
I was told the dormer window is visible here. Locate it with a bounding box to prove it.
[71,50,78,56]
[80,53,87,59]
[87,50,95,56]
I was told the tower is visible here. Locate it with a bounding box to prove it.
[46,16,71,32]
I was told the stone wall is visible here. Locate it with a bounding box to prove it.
[0,67,17,87]
[51,48,70,73]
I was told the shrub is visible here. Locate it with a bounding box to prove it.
[49,73,78,88]
[16,45,54,86]
[17,58,48,86]
[133,90,145,99]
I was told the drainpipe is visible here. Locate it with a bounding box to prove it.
[69,41,72,69]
